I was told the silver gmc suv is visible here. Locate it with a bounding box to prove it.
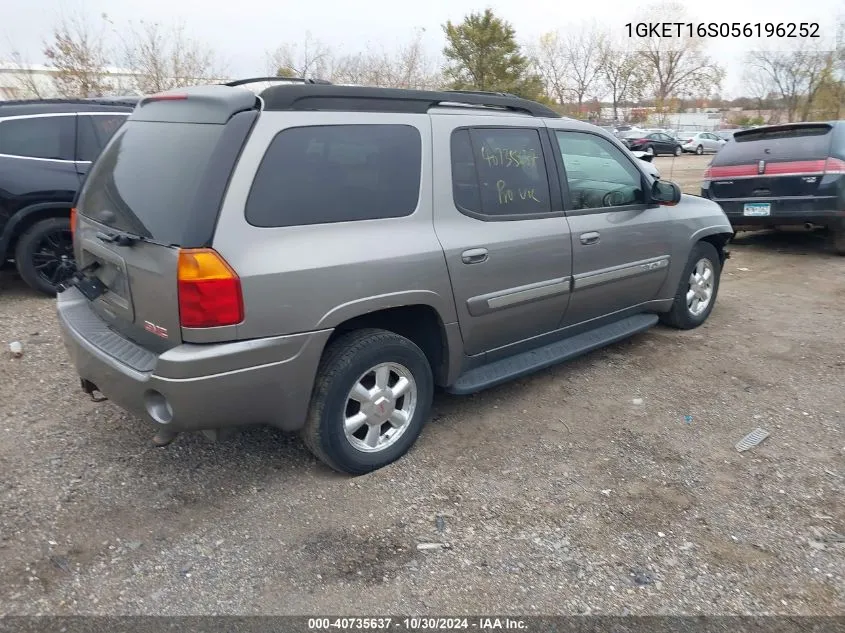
[57,79,733,474]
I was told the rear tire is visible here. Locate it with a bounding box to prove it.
[302,328,433,475]
[674,145,682,156]
[14,217,76,296]
[660,241,721,330]
[695,144,704,155]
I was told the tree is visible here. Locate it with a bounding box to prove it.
[43,12,112,97]
[746,43,833,122]
[561,22,606,112]
[531,32,569,104]
[123,20,225,93]
[332,30,441,89]
[442,9,543,99]
[635,2,724,121]
[5,51,45,98]
[597,38,645,121]
[266,32,332,79]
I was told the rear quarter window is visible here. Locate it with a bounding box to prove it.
[245,124,422,227]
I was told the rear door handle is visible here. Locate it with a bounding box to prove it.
[461,248,489,264]
[580,232,601,245]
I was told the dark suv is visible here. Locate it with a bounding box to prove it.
[0,98,137,294]
[701,121,845,252]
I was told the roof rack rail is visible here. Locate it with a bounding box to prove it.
[260,85,560,118]
[223,76,331,87]
[444,89,520,98]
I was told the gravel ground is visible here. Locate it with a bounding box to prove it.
[0,155,843,615]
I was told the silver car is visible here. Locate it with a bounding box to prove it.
[680,131,727,155]
[57,81,733,474]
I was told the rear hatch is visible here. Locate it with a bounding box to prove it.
[703,123,837,202]
[71,86,258,350]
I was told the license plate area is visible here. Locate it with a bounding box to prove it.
[743,202,771,217]
[77,238,133,317]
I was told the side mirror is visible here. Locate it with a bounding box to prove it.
[651,180,682,205]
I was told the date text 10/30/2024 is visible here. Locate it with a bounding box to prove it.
[307,617,527,630]
[625,22,820,38]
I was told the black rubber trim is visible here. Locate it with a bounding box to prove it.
[182,109,259,247]
[447,313,658,395]
[260,84,561,118]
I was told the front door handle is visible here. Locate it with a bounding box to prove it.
[461,248,489,264]
[580,231,601,245]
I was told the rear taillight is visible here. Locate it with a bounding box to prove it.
[177,248,243,328]
[702,166,712,180]
[823,157,845,174]
[70,207,77,238]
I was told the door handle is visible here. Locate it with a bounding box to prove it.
[580,232,601,245]
[461,248,489,264]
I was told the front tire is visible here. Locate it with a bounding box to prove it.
[660,242,722,330]
[302,329,434,475]
[14,217,76,296]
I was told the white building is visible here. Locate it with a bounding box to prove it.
[1,62,146,100]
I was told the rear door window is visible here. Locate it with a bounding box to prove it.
[76,120,224,244]
[76,114,128,162]
[246,124,422,227]
[0,115,75,160]
[450,127,553,218]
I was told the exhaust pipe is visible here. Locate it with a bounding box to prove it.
[805,222,817,230]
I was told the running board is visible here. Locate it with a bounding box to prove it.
[447,313,659,395]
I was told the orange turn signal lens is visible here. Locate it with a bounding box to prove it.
[70,207,77,237]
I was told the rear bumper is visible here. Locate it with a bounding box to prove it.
[704,196,845,229]
[57,288,332,432]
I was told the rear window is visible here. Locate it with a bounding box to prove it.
[245,124,421,227]
[715,124,834,163]
[77,121,223,244]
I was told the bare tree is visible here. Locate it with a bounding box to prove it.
[597,38,645,122]
[562,22,606,112]
[4,50,45,98]
[530,32,569,104]
[43,12,112,97]
[123,20,226,93]
[330,31,441,89]
[742,65,778,122]
[746,42,833,122]
[636,2,724,122]
[265,32,333,79]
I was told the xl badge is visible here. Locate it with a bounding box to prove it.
[144,321,169,339]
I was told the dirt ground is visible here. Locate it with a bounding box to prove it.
[0,154,843,615]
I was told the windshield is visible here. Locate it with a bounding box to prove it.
[76,120,224,245]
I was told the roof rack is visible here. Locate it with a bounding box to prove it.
[444,89,520,98]
[259,85,560,118]
[223,76,331,87]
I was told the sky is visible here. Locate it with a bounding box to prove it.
[2,0,842,99]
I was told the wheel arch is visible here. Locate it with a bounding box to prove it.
[0,202,72,260]
[324,303,458,387]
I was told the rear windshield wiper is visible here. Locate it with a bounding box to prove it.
[95,230,145,247]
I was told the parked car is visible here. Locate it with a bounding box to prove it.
[620,130,683,156]
[0,98,137,294]
[679,131,727,154]
[715,129,741,141]
[57,81,733,474]
[702,121,845,252]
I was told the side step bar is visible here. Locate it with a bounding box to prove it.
[446,313,659,395]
